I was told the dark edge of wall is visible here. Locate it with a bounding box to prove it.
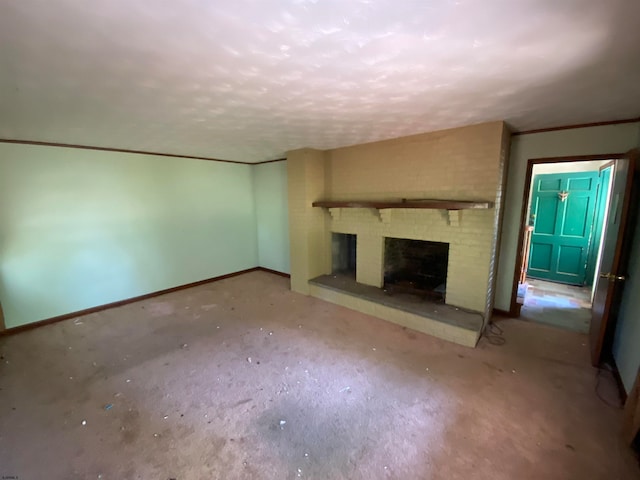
[0,139,285,166]
[0,267,290,337]
[0,302,5,332]
[611,359,629,404]
[492,308,512,318]
[512,117,640,136]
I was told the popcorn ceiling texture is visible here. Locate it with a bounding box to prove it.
[288,122,507,346]
[1,1,639,162]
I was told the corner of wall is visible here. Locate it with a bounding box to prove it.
[287,148,331,294]
[249,163,261,267]
[484,122,512,326]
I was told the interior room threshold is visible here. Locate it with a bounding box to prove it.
[309,274,483,334]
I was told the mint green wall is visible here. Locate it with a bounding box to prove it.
[0,143,258,328]
[252,161,290,274]
[495,122,640,311]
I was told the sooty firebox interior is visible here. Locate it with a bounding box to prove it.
[332,233,357,277]
[384,238,449,302]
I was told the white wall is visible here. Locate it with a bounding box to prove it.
[0,143,258,328]
[252,161,290,273]
[495,122,640,311]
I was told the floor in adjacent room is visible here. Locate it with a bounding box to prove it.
[0,271,637,480]
[520,278,592,333]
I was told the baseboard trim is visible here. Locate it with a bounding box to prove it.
[257,267,291,278]
[492,308,513,318]
[0,267,270,336]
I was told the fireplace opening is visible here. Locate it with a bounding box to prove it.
[332,233,357,278]
[384,238,449,302]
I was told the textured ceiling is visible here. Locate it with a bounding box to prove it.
[1,1,639,162]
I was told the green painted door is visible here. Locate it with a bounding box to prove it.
[527,171,599,285]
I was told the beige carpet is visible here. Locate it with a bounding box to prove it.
[0,271,636,479]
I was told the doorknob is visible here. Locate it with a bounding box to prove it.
[600,272,626,281]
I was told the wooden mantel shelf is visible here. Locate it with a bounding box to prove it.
[312,199,494,210]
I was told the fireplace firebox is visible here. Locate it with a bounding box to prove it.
[384,238,449,302]
[332,233,357,277]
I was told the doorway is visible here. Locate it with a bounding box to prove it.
[516,158,616,333]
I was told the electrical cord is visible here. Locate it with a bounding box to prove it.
[484,322,506,346]
[483,322,621,407]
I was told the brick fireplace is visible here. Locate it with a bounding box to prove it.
[287,121,510,347]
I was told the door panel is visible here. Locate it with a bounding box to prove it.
[539,177,562,191]
[534,196,558,234]
[562,196,590,236]
[529,243,553,271]
[590,153,637,365]
[567,176,594,191]
[557,245,583,274]
[527,171,599,285]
